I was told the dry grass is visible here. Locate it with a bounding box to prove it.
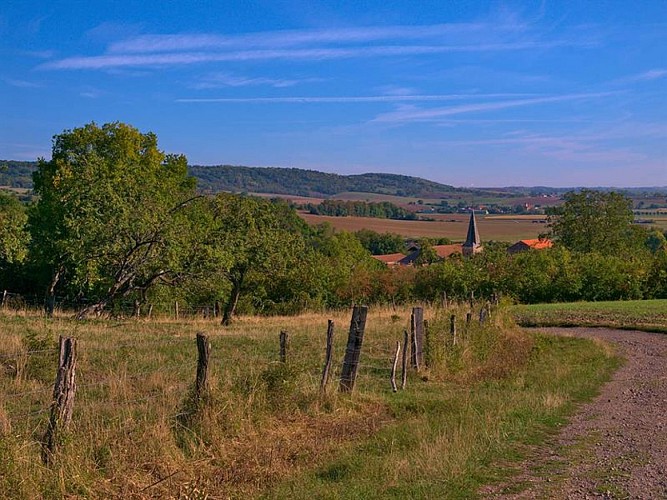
[0,304,618,499]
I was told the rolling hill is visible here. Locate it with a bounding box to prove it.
[1,160,464,198]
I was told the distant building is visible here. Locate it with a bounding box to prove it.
[371,252,407,266]
[462,210,483,257]
[507,238,554,254]
[373,210,482,266]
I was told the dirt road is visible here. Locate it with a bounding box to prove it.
[489,327,667,499]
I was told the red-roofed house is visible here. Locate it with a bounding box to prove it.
[507,238,554,254]
[371,253,407,266]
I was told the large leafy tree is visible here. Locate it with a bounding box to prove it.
[547,190,639,255]
[30,122,198,317]
[202,194,309,325]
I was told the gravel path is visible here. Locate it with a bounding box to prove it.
[488,327,667,499]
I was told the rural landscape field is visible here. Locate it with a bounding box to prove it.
[0,302,622,498]
[2,1,667,499]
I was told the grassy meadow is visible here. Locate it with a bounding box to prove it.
[512,299,667,333]
[0,304,619,499]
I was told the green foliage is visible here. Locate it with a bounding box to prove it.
[413,239,439,266]
[189,164,456,197]
[29,122,197,314]
[308,199,417,220]
[0,191,30,265]
[547,190,639,255]
[354,229,406,255]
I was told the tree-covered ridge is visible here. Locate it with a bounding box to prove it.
[0,160,36,188]
[1,161,458,197]
[189,164,458,197]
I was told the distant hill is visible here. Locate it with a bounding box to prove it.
[189,165,462,197]
[0,160,36,189]
[1,160,460,197]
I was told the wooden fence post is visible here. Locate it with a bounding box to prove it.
[423,319,430,367]
[442,291,448,309]
[410,307,424,370]
[279,331,289,363]
[195,333,210,401]
[450,315,457,346]
[42,336,77,465]
[479,307,487,324]
[1,289,6,309]
[469,291,475,309]
[339,305,368,393]
[390,341,400,392]
[466,312,472,325]
[174,301,179,321]
[320,320,335,392]
[401,330,409,390]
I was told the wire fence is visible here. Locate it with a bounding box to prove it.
[0,302,496,464]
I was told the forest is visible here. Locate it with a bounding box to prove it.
[1,122,666,321]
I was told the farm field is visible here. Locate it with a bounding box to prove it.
[512,299,667,333]
[299,212,546,241]
[0,305,618,498]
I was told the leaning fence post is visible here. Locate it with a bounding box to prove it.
[42,336,77,465]
[195,333,211,402]
[450,314,457,346]
[390,341,400,392]
[410,307,424,370]
[1,289,6,309]
[279,330,289,363]
[400,330,409,390]
[320,320,335,392]
[339,305,368,393]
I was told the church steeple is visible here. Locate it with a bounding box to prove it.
[462,210,482,256]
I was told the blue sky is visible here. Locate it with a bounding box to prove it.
[1,1,665,187]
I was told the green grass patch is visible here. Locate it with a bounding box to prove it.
[512,299,667,333]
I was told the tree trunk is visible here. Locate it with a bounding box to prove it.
[221,276,243,326]
[44,267,62,317]
[76,300,109,320]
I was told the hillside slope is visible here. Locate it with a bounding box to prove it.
[189,165,459,197]
[1,160,460,198]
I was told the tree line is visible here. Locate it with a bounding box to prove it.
[305,199,418,220]
[1,122,665,321]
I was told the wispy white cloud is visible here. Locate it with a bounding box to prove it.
[429,121,667,165]
[107,23,522,53]
[372,92,616,122]
[41,41,577,70]
[176,93,540,104]
[3,78,43,88]
[613,68,667,85]
[190,72,320,89]
[40,18,596,71]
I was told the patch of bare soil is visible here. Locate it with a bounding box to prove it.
[485,327,667,499]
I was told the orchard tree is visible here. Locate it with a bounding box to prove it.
[547,190,638,255]
[30,122,199,318]
[203,194,309,325]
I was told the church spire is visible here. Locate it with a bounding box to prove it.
[462,210,482,256]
